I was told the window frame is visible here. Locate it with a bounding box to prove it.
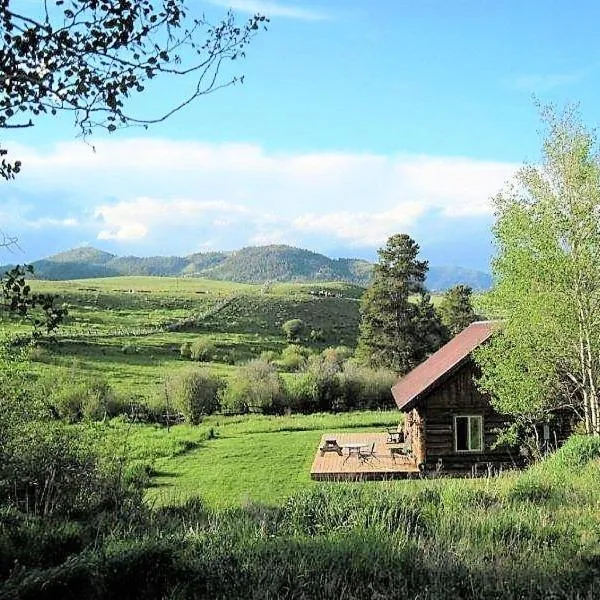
[453,415,484,453]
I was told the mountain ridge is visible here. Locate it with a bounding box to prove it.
[0,244,492,291]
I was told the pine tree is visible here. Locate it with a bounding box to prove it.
[357,234,445,374]
[439,285,478,336]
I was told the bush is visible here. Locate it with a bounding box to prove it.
[321,345,353,368]
[259,350,277,363]
[179,341,192,358]
[309,328,324,341]
[220,359,285,414]
[283,362,396,413]
[337,363,397,411]
[286,356,340,413]
[543,434,600,469]
[52,377,116,423]
[282,318,304,341]
[277,344,308,372]
[189,338,216,362]
[164,368,222,424]
[0,421,134,517]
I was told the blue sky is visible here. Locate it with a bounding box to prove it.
[3,0,600,271]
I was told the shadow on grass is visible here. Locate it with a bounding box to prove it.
[148,470,179,488]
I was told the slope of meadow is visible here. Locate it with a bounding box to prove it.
[17,277,363,398]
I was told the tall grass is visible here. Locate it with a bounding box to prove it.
[3,436,600,598]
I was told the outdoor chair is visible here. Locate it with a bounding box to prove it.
[385,426,404,444]
[358,442,376,461]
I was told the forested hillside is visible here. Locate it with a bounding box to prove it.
[0,244,492,290]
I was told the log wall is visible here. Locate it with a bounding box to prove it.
[415,360,515,473]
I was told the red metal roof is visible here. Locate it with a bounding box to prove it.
[391,321,498,411]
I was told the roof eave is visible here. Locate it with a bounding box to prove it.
[394,354,474,412]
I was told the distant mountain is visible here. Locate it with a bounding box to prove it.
[196,245,373,285]
[46,247,115,264]
[426,266,493,292]
[0,244,492,291]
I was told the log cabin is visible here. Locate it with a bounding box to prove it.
[391,320,516,474]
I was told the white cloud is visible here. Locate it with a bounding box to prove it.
[205,0,330,21]
[94,196,250,241]
[291,203,427,246]
[5,138,518,256]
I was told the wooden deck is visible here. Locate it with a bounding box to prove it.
[311,433,420,481]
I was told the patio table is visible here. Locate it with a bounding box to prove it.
[343,442,374,463]
[345,443,364,455]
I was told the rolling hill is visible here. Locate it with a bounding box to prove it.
[0,245,492,291]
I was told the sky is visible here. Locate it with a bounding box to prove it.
[3,0,600,271]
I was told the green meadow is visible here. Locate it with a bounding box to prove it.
[18,276,363,397]
[99,411,401,508]
[3,276,598,599]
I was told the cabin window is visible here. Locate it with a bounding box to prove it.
[454,415,483,452]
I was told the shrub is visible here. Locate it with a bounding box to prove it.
[282,318,304,341]
[277,344,308,372]
[0,420,135,517]
[337,363,396,411]
[259,350,277,363]
[543,434,600,469]
[179,341,192,359]
[123,462,154,490]
[287,356,340,413]
[164,368,222,424]
[189,338,216,362]
[321,345,353,367]
[309,328,324,341]
[220,359,285,414]
[52,377,116,423]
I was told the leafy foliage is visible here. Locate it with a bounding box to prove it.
[164,368,222,424]
[0,265,67,337]
[51,376,116,422]
[277,344,308,371]
[0,1,266,179]
[220,359,285,413]
[189,337,216,362]
[282,318,304,341]
[477,105,600,435]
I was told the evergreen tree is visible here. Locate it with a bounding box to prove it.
[356,234,445,374]
[439,285,478,336]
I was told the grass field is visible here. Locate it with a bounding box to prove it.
[5,423,599,599]
[9,276,366,397]
[12,276,461,400]
[3,276,599,598]
[99,411,402,507]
